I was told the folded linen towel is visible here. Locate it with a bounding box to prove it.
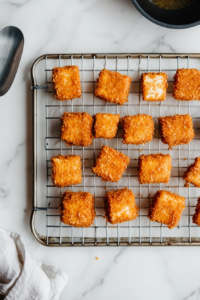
[0,229,68,300]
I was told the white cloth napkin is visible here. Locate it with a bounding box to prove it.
[0,229,68,300]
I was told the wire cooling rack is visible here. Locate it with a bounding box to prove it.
[31,53,200,247]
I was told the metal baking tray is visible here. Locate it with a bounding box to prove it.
[31,53,200,246]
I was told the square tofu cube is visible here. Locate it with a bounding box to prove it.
[122,114,154,145]
[141,72,168,101]
[148,190,185,229]
[94,69,132,105]
[138,154,172,184]
[92,146,130,182]
[173,69,200,101]
[61,112,94,147]
[193,197,200,226]
[94,113,120,139]
[104,187,139,224]
[183,157,200,187]
[52,65,81,101]
[159,114,194,149]
[51,155,82,188]
[59,191,95,227]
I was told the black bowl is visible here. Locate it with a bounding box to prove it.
[132,0,200,29]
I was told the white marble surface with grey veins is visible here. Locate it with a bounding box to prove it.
[1,0,200,299]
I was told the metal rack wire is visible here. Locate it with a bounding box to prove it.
[31,53,200,246]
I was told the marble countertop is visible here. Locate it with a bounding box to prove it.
[1,0,200,299]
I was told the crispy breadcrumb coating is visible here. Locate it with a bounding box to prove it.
[52,65,81,101]
[94,69,132,105]
[61,112,93,147]
[59,191,95,227]
[51,155,82,188]
[141,72,168,101]
[193,197,200,226]
[122,114,154,145]
[159,114,194,149]
[104,187,139,224]
[148,190,185,229]
[183,157,200,188]
[92,146,130,182]
[94,113,120,139]
[173,69,200,101]
[138,154,172,184]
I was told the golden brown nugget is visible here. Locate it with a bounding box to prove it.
[52,65,81,101]
[159,114,194,149]
[51,155,82,188]
[173,69,200,101]
[104,187,139,224]
[92,146,130,182]
[94,69,132,105]
[148,190,185,229]
[138,154,172,184]
[122,114,154,145]
[59,191,95,227]
[61,112,93,147]
[183,157,200,188]
[141,72,168,101]
[193,197,200,226]
[94,113,120,139]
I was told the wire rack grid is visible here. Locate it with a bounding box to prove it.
[31,53,200,247]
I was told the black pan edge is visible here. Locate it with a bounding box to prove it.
[132,0,200,29]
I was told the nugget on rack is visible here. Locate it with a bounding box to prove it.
[94,113,120,139]
[193,197,200,226]
[94,69,132,105]
[183,157,200,188]
[148,190,185,229]
[173,69,200,101]
[104,187,139,224]
[122,114,154,145]
[61,112,93,147]
[51,155,82,188]
[92,146,130,182]
[52,65,81,101]
[141,72,168,101]
[59,191,95,227]
[158,114,194,149]
[138,154,172,184]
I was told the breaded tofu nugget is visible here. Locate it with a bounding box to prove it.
[94,113,120,139]
[92,146,130,182]
[104,188,139,224]
[59,191,95,227]
[183,157,200,188]
[52,65,81,101]
[138,154,172,184]
[122,114,154,145]
[173,69,200,101]
[159,114,194,149]
[193,197,200,226]
[94,69,132,105]
[61,112,93,147]
[51,155,82,188]
[148,190,185,229]
[141,72,168,101]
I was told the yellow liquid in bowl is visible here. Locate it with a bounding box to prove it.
[151,0,195,10]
